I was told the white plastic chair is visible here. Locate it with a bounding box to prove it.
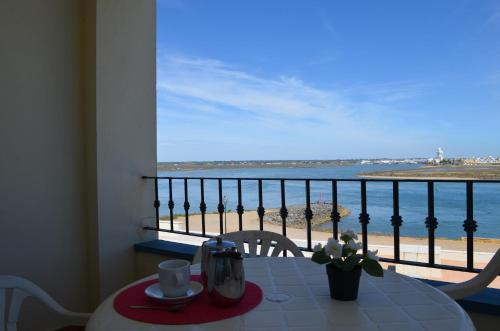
[439,249,500,300]
[0,275,90,331]
[193,230,304,263]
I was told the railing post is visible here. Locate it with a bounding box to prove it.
[257,179,265,231]
[425,181,438,265]
[280,179,288,256]
[463,181,477,271]
[330,180,341,240]
[200,179,207,236]
[359,180,370,255]
[183,178,190,234]
[217,179,224,234]
[154,178,160,229]
[390,181,403,261]
[305,180,313,251]
[168,178,174,231]
[237,179,244,231]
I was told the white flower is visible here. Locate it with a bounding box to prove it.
[342,229,358,240]
[346,240,362,252]
[313,243,322,252]
[324,238,343,259]
[367,249,379,261]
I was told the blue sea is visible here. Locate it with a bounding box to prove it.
[157,164,500,239]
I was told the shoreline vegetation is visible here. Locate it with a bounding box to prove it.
[158,160,359,171]
[358,165,500,180]
[157,160,500,180]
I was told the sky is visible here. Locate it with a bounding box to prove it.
[157,0,500,161]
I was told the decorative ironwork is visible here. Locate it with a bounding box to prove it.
[279,207,288,220]
[199,202,207,213]
[331,180,341,240]
[237,179,244,231]
[258,179,265,231]
[168,178,174,231]
[184,178,190,233]
[218,179,224,234]
[280,179,288,257]
[153,178,160,229]
[200,178,206,236]
[464,181,477,270]
[391,181,403,261]
[463,219,477,233]
[141,175,500,275]
[304,180,313,250]
[236,205,245,215]
[426,181,438,264]
[391,215,403,227]
[425,216,438,230]
[304,208,313,220]
[359,180,370,255]
[257,206,265,218]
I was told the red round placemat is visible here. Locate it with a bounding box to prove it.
[113,275,263,325]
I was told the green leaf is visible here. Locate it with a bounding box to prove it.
[311,249,331,264]
[343,254,360,271]
[333,254,360,271]
[361,258,384,277]
[340,233,351,243]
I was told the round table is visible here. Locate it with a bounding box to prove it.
[86,257,475,331]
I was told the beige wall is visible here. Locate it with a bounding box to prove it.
[0,0,156,329]
[0,1,89,329]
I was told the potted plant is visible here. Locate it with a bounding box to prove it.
[311,229,383,301]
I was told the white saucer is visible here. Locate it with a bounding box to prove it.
[144,281,203,305]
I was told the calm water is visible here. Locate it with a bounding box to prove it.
[157,164,500,239]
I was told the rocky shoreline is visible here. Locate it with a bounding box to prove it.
[264,202,350,231]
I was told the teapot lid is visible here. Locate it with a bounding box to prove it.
[205,236,236,249]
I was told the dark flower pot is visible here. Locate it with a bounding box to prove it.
[326,263,362,301]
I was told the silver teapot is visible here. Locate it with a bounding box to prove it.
[207,247,245,306]
[200,236,236,283]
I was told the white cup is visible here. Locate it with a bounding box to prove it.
[158,260,191,297]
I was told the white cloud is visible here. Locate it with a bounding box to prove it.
[156,54,433,160]
[157,55,351,120]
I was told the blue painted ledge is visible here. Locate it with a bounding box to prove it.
[134,239,198,261]
[420,279,499,316]
[134,240,499,315]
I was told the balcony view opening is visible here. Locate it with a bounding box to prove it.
[153,0,499,287]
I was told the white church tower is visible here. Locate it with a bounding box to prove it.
[436,147,444,163]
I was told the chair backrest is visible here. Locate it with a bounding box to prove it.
[439,248,500,300]
[0,275,90,331]
[193,231,304,263]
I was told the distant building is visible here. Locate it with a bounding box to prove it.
[427,147,444,165]
[436,147,444,162]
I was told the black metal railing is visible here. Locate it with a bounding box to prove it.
[142,176,500,274]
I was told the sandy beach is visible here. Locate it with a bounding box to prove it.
[160,211,499,252]
[157,210,499,288]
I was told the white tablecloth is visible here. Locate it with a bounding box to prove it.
[86,257,475,331]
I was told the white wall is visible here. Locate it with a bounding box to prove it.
[93,0,157,299]
[0,0,157,329]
